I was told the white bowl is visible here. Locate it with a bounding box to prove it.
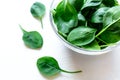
[49,0,120,55]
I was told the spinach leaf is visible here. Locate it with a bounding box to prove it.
[103,6,120,27]
[81,0,102,19]
[96,6,120,37]
[99,30,120,43]
[82,40,101,50]
[102,0,119,7]
[78,12,86,26]
[53,0,78,36]
[87,21,103,34]
[96,6,120,44]
[20,25,43,49]
[91,7,109,23]
[99,18,120,43]
[68,0,84,12]
[30,2,46,28]
[67,26,96,46]
[37,56,82,77]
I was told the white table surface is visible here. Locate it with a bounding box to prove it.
[0,0,120,80]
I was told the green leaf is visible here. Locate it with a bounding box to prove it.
[68,0,84,12]
[99,30,120,43]
[96,6,120,37]
[30,2,46,28]
[53,0,78,36]
[82,40,101,50]
[81,0,102,19]
[91,7,109,23]
[103,6,120,27]
[96,6,120,44]
[67,26,96,46]
[37,56,60,77]
[102,0,119,7]
[77,12,86,26]
[37,56,82,77]
[99,18,120,43]
[20,25,43,49]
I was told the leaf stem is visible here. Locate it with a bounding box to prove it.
[96,37,108,44]
[85,21,87,26]
[100,43,116,48]
[19,24,27,33]
[40,19,43,29]
[95,17,120,37]
[60,68,82,73]
[100,45,108,48]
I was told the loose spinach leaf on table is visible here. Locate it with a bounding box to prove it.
[67,26,96,46]
[30,2,46,28]
[37,56,82,77]
[68,0,84,12]
[20,25,43,49]
[52,0,78,37]
[102,0,119,7]
[81,0,102,19]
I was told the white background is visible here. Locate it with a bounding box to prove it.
[0,0,120,80]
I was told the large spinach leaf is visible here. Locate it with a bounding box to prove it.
[53,0,78,37]
[67,26,96,46]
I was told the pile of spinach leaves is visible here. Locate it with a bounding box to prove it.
[52,0,120,50]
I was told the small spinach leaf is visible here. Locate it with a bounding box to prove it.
[81,0,102,19]
[37,56,82,77]
[82,40,101,50]
[20,25,43,49]
[67,26,96,46]
[37,56,60,77]
[78,12,86,26]
[91,7,109,23]
[102,0,119,7]
[30,2,46,28]
[53,0,78,36]
[68,0,84,12]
